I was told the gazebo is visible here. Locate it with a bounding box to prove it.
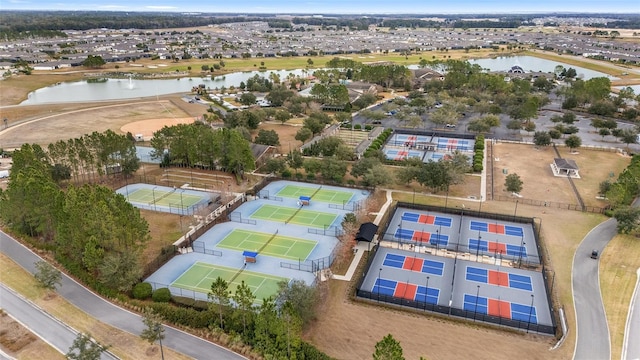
[355,222,378,242]
[551,158,580,178]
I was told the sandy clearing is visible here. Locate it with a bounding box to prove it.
[121,117,196,139]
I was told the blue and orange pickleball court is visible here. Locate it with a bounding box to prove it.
[401,212,452,227]
[464,266,533,291]
[463,294,537,323]
[394,228,449,246]
[372,278,440,304]
[382,253,445,275]
[470,220,524,236]
[436,138,473,151]
[468,238,527,257]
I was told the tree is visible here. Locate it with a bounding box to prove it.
[613,206,640,234]
[34,260,61,292]
[362,165,392,189]
[263,157,287,174]
[277,279,319,327]
[275,110,292,124]
[295,128,313,144]
[506,120,522,132]
[288,150,304,174]
[238,92,257,106]
[82,55,106,68]
[97,251,142,292]
[618,128,638,152]
[66,333,108,360]
[533,131,552,147]
[565,134,582,153]
[505,173,523,194]
[373,334,405,360]
[140,308,165,360]
[266,85,294,107]
[254,129,280,146]
[209,276,231,329]
[232,280,255,335]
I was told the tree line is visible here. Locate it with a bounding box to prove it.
[0,135,150,295]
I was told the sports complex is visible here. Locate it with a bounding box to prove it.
[383,131,475,163]
[144,180,368,303]
[356,203,555,334]
[116,183,217,216]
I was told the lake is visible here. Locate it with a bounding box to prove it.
[19,56,618,105]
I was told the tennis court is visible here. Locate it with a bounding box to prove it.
[275,184,354,205]
[171,261,288,302]
[217,229,316,261]
[128,188,201,208]
[250,204,337,229]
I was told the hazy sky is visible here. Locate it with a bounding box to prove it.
[3,0,638,14]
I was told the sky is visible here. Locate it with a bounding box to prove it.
[2,0,639,14]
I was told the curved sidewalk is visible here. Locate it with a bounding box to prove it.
[572,218,615,360]
[0,230,245,360]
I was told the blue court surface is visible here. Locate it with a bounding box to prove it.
[372,277,440,304]
[468,238,526,257]
[382,253,445,275]
[401,212,452,227]
[463,294,538,323]
[465,266,533,291]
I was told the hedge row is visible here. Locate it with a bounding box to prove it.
[473,135,485,172]
[363,128,393,157]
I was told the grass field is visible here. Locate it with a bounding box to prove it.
[249,204,338,228]
[128,188,202,209]
[217,229,316,261]
[276,184,354,205]
[172,261,288,302]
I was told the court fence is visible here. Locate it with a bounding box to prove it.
[308,226,344,237]
[146,281,210,302]
[328,199,363,212]
[191,242,223,256]
[143,245,179,278]
[228,211,257,225]
[492,194,607,214]
[280,244,340,273]
[257,189,284,202]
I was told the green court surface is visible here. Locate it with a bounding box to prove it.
[172,262,288,302]
[250,204,337,228]
[275,185,353,205]
[217,229,316,261]
[127,188,202,208]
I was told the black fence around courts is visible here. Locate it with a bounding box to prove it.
[493,194,607,214]
[328,199,363,212]
[247,175,373,198]
[393,128,477,140]
[308,226,344,237]
[257,189,284,201]
[355,289,555,334]
[228,211,257,225]
[358,202,558,336]
[191,242,223,256]
[280,244,339,273]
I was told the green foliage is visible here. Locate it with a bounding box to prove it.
[277,279,319,327]
[82,55,106,68]
[533,131,552,147]
[66,333,108,360]
[209,276,231,329]
[34,260,62,291]
[132,282,153,300]
[255,129,280,146]
[564,134,582,151]
[140,307,165,345]
[295,127,313,143]
[238,92,257,106]
[613,206,640,234]
[373,334,405,360]
[505,173,523,194]
[152,288,172,303]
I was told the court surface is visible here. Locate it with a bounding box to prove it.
[216,229,316,261]
[250,204,337,228]
[171,261,288,302]
[275,184,354,204]
[128,188,202,208]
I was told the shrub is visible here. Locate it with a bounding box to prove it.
[354,124,362,130]
[152,288,172,303]
[365,125,373,131]
[306,173,315,180]
[473,163,483,172]
[281,169,292,178]
[295,172,303,180]
[132,282,152,300]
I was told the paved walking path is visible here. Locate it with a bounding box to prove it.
[622,267,640,360]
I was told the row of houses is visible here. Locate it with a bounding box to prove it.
[1,21,638,70]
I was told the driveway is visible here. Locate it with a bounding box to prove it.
[0,284,118,360]
[0,230,245,360]
[572,218,616,360]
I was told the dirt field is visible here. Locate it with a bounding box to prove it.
[0,310,64,359]
[121,117,196,140]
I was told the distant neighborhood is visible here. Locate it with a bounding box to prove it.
[1,16,639,72]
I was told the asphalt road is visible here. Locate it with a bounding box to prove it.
[0,283,118,360]
[0,230,246,360]
[572,218,616,360]
[623,267,640,360]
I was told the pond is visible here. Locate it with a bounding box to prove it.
[20,69,307,105]
[20,56,620,105]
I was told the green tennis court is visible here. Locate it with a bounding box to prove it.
[276,184,353,204]
[172,262,288,302]
[250,204,337,228]
[127,188,202,208]
[217,229,316,261]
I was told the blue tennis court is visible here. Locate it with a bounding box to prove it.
[394,228,449,246]
[383,253,445,275]
[469,238,526,257]
[436,138,473,151]
[372,277,440,304]
[465,266,533,291]
[401,212,452,227]
[463,294,537,323]
[384,148,426,161]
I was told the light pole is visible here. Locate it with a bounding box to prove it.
[527,294,535,333]
[435,228,439,250]
[519,235,525,268]
[513,199,519,220]
[152,186,158,211]
[474,285,480,322]
[476,231,481,261]
[424,276,430,310]
[378,268,382,302]
[479,195,483,214]
[155,323,165,360]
